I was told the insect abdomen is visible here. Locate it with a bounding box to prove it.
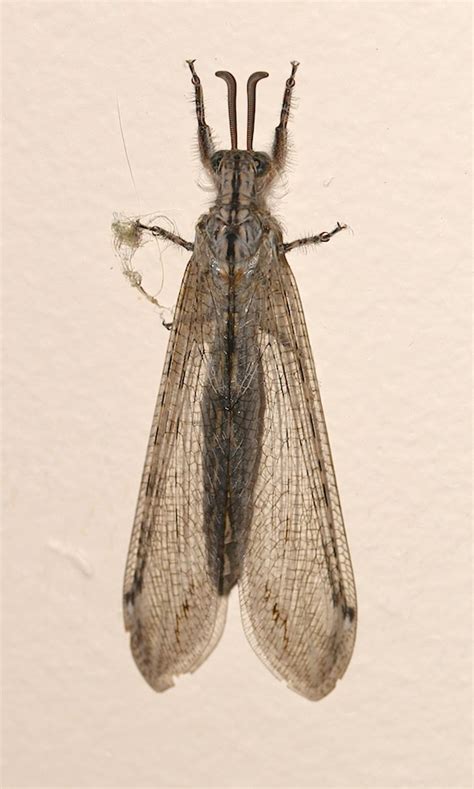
[201,260,265,595]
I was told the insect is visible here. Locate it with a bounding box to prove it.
[112,60,357,701]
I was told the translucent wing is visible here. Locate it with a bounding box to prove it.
[123,244,227,692]
[239,241,357,701]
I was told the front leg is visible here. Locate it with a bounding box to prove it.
[272,61,299,171]
[186,60,215,172]
[281,222,347,253]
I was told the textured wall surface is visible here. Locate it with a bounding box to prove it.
[2,2,471,787]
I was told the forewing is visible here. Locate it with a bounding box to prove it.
[123,246,227,692]
[239,244,357,701]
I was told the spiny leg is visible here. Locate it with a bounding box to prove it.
[187,59,215,171]
[282,222,347,253]
[113,215,193,253]
[272,61,299,171]
[137,221,193,251]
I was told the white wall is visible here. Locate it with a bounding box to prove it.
[2,2,471,787]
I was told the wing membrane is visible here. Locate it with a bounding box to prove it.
[239,244,357,701]
[123,247,227,691]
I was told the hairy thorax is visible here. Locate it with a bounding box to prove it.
[204,203,264,265]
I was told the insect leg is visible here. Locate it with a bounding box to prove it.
[186,59,215,170]
[137,221,194,251]
[272,61,299,170]
[281,222,347,253]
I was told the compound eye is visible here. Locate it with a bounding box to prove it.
[211,152,224,172]
[253,155,269,176]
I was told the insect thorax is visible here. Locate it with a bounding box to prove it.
[204,205,264,266]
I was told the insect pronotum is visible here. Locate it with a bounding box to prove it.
[112,60,357,701]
